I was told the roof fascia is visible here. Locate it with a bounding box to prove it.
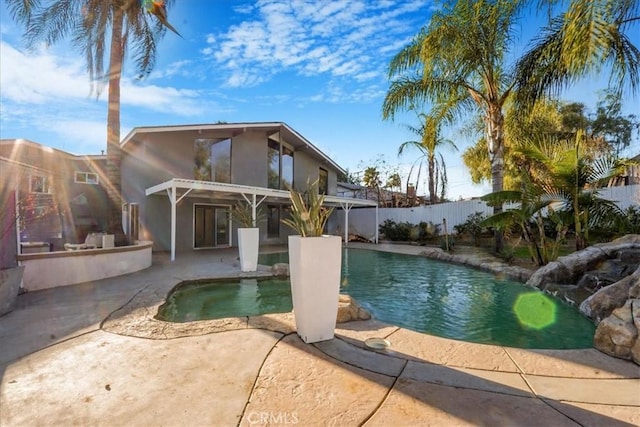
[122,122,347,176]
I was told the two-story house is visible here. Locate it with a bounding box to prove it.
[0,139,110,252]
[120,122,377,260]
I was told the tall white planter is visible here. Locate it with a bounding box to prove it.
[238,228,259,272]
[288,235,342,343]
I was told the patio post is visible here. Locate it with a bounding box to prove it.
[170,183,176,261]
[252,193,256,227]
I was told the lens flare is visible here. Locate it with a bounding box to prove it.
[513,292,557,330]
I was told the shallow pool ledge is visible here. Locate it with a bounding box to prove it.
[17,241,153,292]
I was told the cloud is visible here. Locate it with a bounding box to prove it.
[0,40,220,117]
[0,42,93,103]
[203,0,432,88]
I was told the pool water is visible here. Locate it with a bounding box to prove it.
[158,248,596,349]
[157,277,292,322]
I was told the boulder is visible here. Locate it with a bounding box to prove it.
[336,294,371,323]
[579,273,639,322]
[271,263,289,276]
[594,299,639,360]
[526,235,640,290]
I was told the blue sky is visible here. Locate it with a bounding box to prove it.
[1,0,638,200]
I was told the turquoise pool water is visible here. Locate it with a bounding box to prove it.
[158,248,596,349]
[157,277,292,322]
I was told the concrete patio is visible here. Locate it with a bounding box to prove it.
[1,244,639,426]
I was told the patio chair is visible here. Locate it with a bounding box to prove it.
[64,232,105,251]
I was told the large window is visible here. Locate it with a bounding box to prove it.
[282,146,293,189]
[30,175,51,194]
[268,140,280,189]
[268,138,294,190]
[318,167,328,195]
[194,138,231,183]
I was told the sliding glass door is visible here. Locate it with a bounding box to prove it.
[194,204,230,248]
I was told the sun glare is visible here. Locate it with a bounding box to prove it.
[513,292,557,330]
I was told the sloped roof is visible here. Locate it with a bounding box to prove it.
[120,122,346,175]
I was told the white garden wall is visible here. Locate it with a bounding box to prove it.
[17,241,153,291]
[332,185,640,239]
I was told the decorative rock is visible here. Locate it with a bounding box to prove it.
[619,248,640,265]
[629,275,640,298]
[526,235,640,289]
[579,273,638,323]
[594,300,638,360]
[271,263,289,276]
[337,294,371,323]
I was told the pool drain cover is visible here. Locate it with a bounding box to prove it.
[365,337,391,349]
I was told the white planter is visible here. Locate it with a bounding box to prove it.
[288,235,342,343]
[238,228,259,272]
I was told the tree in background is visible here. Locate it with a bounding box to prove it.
[383,0,527,251]
[591,90,640,157]
[398,113,457,204]
[8,0,180,245]
[463,93,635,190]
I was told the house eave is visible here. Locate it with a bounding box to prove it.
[122,122,346,176]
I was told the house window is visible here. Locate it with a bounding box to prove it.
[268,139,280,189]
[30,175,51,194]
[267,205,280,238]
[282,146,293,189]
[318,168,328,195]
[74,171,99,185]
[268,138,294,190]
[194,138,231,183]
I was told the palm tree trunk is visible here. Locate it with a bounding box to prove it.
[106,6,127,245]
[487,105,505,252]
[428,153,436,204]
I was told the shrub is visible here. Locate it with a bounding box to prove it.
[379,219,412,241]
[454,212,488,246]
[379,219,441,242]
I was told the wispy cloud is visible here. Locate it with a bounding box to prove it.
[0,40,221,116]
[0,39,233,150]
[203,0,432,89]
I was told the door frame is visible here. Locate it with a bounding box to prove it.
[192,203,232,249]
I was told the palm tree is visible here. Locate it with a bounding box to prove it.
[7,0,178,244]
[514,0,640,108]
[398,113,456,204]
[522,131,627,251]
[383,0,527,251]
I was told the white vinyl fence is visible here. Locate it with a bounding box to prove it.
[330,184,640,240]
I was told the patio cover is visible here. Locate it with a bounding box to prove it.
[145,178,379,260]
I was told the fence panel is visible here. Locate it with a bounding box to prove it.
[331,184,640,239]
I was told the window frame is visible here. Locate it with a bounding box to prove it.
[267,138,295,190]
[29,174,51,194]
[74,171,99,185]
[318,167,328,195]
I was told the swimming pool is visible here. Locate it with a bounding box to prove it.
[158,248,596,349]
